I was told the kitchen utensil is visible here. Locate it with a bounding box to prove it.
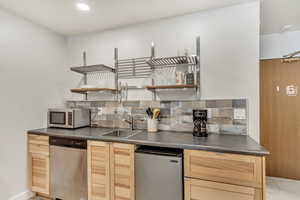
[146,107,153,119]
[153,108,160,119]
[154,111,160,119]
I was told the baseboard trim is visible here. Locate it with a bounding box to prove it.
[8,191,35,200]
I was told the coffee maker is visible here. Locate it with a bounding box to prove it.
[193,109,208,137]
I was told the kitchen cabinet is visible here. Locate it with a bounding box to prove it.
[184,150,266,200]
[27,133,266,200]
[87,141,135,200]
[87,141,111,200]
[28,134,50,195]
[185,178,262,200]
[184,150,263,188]
[110,143,135,200]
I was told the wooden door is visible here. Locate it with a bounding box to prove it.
[30,153,50,194]
[87,141,111,200]
[28,134,50,195]
[110,143,135,200]
[185,178,262,200]
[260,59,300,179]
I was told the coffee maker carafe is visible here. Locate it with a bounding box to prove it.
[193,110,208,137]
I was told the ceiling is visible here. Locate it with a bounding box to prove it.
[0,0,299,36]
[0,0,253,36]
[261,0,300,34]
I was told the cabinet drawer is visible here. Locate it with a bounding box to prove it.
[28,134,49,145]
[185,178,262,200]
[184,150,262,188]
[29,143,49,155]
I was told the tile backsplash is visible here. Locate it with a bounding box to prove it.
[66,99,248,135]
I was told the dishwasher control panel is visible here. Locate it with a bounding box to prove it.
[50,137,87,149]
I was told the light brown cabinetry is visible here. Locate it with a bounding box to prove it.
[110,143,135,200]
[88,141,111,200]
[28,134,50,195]
[185,178,262,200]
[184,150,262,188]
[184,150,266,200]
[87,141,135,200]
[27,134,265,200]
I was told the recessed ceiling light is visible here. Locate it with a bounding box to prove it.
[76,2,90,11]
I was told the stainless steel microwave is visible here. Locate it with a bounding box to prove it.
[48,108,90,129]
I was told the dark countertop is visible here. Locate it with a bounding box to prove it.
[27,127,269,156]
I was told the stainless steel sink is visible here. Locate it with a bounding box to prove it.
[103,130,142,138]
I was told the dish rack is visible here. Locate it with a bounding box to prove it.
[147,55,198,67]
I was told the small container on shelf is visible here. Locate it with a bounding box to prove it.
[176,71,185,85]
[185,67,195,85]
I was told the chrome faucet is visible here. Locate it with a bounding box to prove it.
[123,115,134,131]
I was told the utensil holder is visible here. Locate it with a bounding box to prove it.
[147,119,158,133]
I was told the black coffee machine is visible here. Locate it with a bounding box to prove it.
[193,109,208,137]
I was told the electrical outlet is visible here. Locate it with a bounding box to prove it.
[234,109,246,120]
[208,124,219,133]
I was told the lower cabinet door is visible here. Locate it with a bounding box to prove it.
[88,141,111,200]
[185,178,262,200]
[30,153,50,195]
[110,143,135,200]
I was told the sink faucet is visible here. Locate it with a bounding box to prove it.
[123,115,134,131]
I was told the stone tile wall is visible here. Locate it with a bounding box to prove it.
[66,99,248,135]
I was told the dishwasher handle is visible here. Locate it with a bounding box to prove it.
[50,137,87,149]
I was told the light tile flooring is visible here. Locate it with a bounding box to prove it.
[267,177,300,200]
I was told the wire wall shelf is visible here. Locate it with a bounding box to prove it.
[71,64,115,74]
[70,52,118,100]
[69,36,201,101]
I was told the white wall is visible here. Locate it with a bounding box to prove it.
[67,1,260,141]
[0,8,69,199]
[261,30,300,59]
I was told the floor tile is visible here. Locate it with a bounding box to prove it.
[267,177,300,200]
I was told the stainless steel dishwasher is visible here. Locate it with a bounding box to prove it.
[135,146,183,200]
[50,137,87,200]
